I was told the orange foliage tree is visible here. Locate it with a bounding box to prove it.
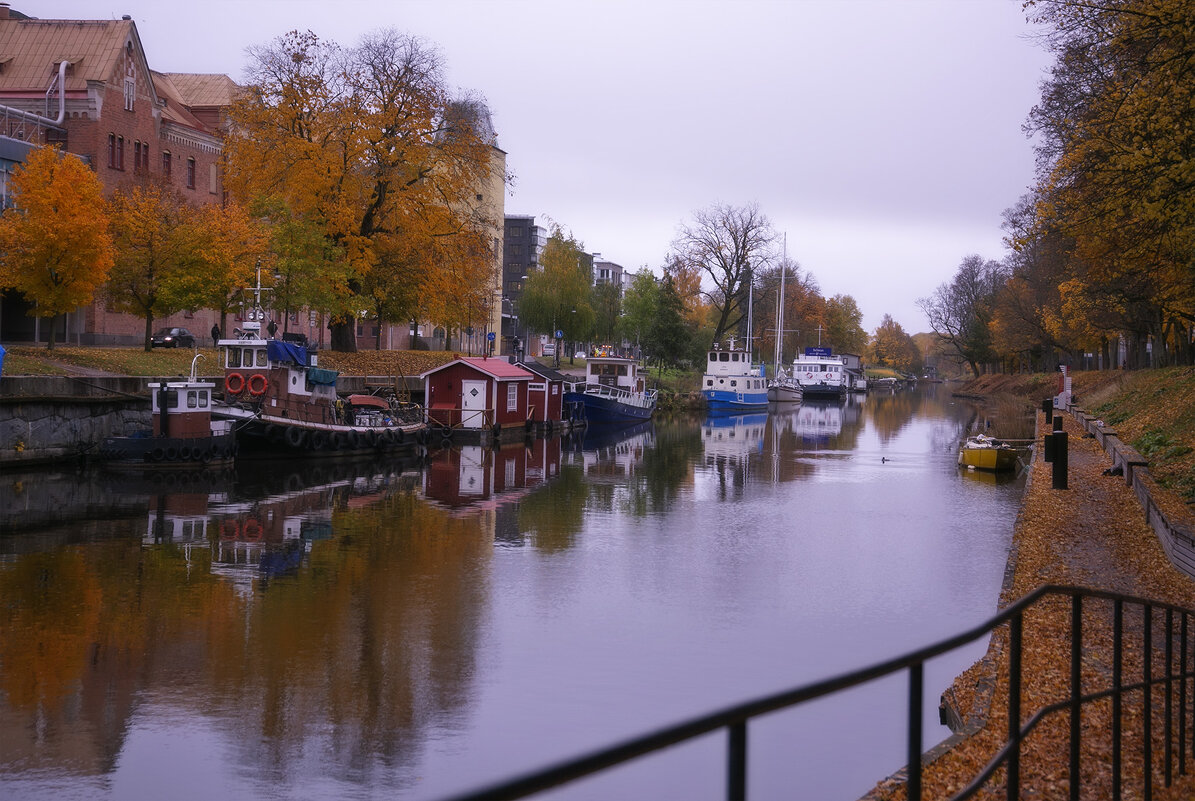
[225,29,500,351]
[0,145,113,349]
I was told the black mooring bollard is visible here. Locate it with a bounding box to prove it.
[1053,415,1063,432]
[1052,430,1068,489]
[1043,398,1053,416]
[1044,432,1055,463]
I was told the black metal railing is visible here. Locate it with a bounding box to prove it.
[437,585,1195,801]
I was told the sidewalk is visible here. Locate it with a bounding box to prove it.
[869,408,1195,800]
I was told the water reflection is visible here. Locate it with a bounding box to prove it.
[0,390,1029,801]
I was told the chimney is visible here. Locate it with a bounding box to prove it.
[0,4,11,21]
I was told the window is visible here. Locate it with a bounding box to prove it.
[133,141,143,172]
[209,163,218,194]
[186,157,195,189]
[124,78,135,111]
[116,136,124,169]
[107,134,116,168]
[187,390,199,409]
[162,150,171,176]
[506,382,518,411]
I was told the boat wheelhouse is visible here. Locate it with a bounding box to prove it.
[702,339,768,411]
[564,355,656,424]
[100,354,237,467]
[791,347,849,399]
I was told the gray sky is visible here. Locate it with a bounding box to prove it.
[39,0,1053,334]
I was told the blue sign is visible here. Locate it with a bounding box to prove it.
[487,332,495,341]
[805,347,832,357]
[555,329,564,339]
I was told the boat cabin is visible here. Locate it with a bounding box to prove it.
[583,356,647,395]
[152,379,222,438]
[420,357,535,429]
[220,337,340,424]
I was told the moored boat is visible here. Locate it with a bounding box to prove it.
[564,354,657,424]
[100,354,237,467]
[766,369,804,404]
[791,347,849,399]
[958,434,1021,472]
[703,338,769,411]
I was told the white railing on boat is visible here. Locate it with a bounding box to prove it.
[570,382,657,409]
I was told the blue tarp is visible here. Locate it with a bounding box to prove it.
[0,342,6,376]
[307,367,338,386]
[267,339,307,366]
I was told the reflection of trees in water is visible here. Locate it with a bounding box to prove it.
[517,466,589,552]
[630,417,704,515]
[0,485,493,792]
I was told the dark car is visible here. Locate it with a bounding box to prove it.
[151,327,196,348]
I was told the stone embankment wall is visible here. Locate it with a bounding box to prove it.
[1,377,151,466]
[1066,402,1195,578]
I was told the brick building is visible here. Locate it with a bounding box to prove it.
[0,3,234,345]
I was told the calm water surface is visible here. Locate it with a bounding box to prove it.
[0,385,1026,801]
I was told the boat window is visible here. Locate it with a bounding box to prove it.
[731,353,740,362]
[706,379,713,386]
[187,390,199,409]
[255,349,268,368]
[719,353,730,362]
[730,380,737,387]
[164,389,178,409]
[228,349,242,368]
[199,390,209,408]
[618,366,627,376]
[709,353,718,364]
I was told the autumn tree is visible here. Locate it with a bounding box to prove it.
[1026,0,1195,366]
[226,29,500,352]
[104,183,197,350]
[671,202,777,346]
[918,255,1006,376]
[647,275,691,373]
[519,227,594,364]
[870,314,919,372]
[172,201,270,339]
[0,146,113,349]
[619,270,661,357]
[823,294,868,356]
[590,281,622,346]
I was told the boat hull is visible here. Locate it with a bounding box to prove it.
[797,384,847,400]
[958,446,1020,472]
[234,416,426,455]
[566,391,655,424]
[100,431,238,467]
[766,383,803,404]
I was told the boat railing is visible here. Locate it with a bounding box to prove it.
[571,381,656,409]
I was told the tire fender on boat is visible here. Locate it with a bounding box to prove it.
[285,427,307,448]
[310,431,327,450]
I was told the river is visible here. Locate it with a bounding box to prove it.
[0,384,1027,801]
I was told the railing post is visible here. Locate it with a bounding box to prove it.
[727,721,746,801]
[1166,608,1174,787]
[1146,605,1154,801]
[1114,600,1123,801]
[1070,593,1082,801]
[1008,612,1023,801]
[1182,612,1189,777]
[908,662,923,801]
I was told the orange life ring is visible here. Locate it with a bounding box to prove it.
[225,372,245,394]
[242,519,263,541]
[248,373,268,396]
[221,519,239,540]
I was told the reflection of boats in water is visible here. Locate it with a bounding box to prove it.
[959,465,1022,485]
[566,420,655,480]
[791,400,844,442]
[701,412,766,464]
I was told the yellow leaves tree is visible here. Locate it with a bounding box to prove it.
[105,182,197,350]
[0,145,113,349]
[226,28,499,351]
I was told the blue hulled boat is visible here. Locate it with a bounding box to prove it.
[701,339,768,412]
[564,355,657,424]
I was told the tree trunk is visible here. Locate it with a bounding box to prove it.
[144,314,154,352]
[45,314,56,351]
[330,319,357,352]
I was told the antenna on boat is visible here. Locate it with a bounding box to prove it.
[240,259,273,339]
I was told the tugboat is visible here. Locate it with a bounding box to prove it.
[100,353,237,467]
[702,337,768,412]
[212,267,425,455]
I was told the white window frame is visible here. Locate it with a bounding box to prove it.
[506,382,518,412]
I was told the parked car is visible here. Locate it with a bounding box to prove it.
[151,327,196,348]
[542,343,556,356]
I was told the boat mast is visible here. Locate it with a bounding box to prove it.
[775,234,786,373]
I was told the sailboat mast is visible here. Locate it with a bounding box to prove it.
[776,234,787,371]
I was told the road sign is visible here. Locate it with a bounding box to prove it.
[555,329,563,339]
[487,332,495,341]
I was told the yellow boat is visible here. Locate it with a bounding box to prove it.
[958,435,1021,472]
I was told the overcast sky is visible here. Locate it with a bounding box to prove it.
[37,0,1053,334]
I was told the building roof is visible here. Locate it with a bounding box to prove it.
[0,17,136,92]
[161,72,238,108]
[420,356,535,381]
[517,361,570,382]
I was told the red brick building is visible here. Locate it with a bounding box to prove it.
[0,3,235,345]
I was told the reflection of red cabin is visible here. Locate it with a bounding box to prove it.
[420,357,535,429]
[517,362,567,423]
